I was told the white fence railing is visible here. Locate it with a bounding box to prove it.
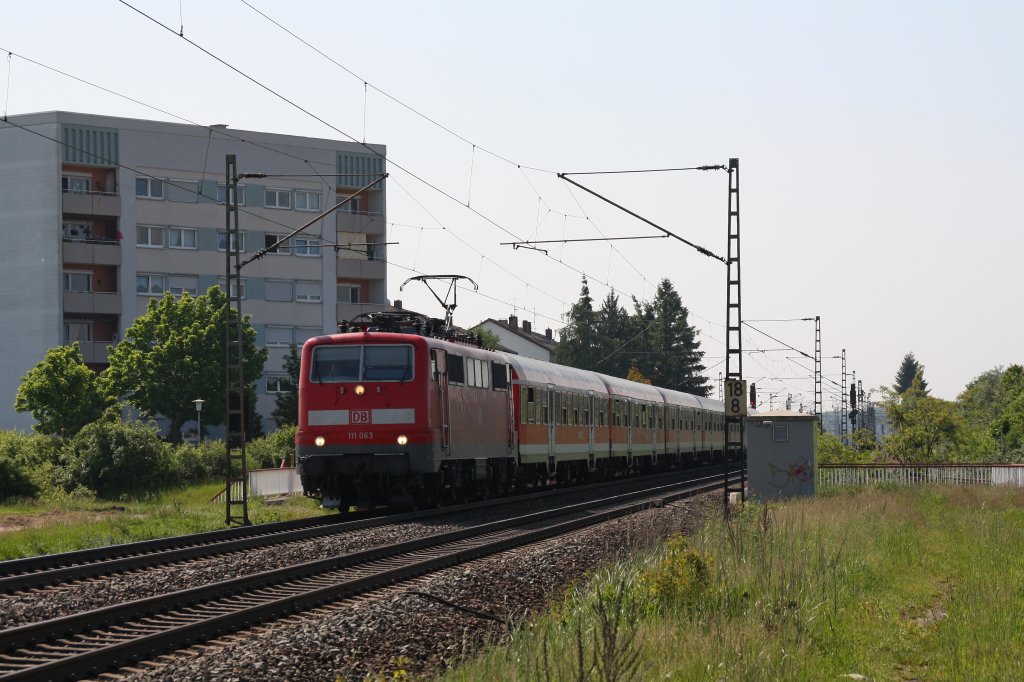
[211,467,303,503]
[819,464,1024,488]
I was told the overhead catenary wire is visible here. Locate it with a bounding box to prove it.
[116,2,731,344]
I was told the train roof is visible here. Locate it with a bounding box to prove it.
[501,353,608,392]
[597,373,669,401]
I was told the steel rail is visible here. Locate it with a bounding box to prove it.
[0,473,734,681]
[0,467,720,594]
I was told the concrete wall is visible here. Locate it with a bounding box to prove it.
[0,121,62,431]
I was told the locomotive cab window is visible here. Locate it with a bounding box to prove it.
[310,344,413,382]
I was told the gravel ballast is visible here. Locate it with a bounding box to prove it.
[114,492,721,682]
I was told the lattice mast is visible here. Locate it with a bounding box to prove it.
[224,155,250,526]
[723,158,745,505]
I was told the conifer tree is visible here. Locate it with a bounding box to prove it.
[551,277,601,371]
[893,352,929,395]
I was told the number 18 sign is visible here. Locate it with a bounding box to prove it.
[724,379,748,417]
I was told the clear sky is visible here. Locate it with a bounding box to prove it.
[3,1,1021,404]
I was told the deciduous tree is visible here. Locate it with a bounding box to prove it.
[103,287,266,443]
[15,343,110,437]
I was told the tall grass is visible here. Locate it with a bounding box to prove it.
[440,486,1024,681]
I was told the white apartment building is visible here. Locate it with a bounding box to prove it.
[0,111,389,434]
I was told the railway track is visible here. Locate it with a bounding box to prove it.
[0,466,723,595]
[0,471,736,681]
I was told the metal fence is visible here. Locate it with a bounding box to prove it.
[211,467,303,503]
[819,464,1024,488]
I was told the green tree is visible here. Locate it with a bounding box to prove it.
[646,279,710,396]
[271,344,301,428]
[472,328,502,351]
[551,277,602,371]
[103,287,267,444]
[880,374,962,462]
[991,365,1024,460]
[593,291,632,378]
[15,343,111,437]
[893,352,929,394]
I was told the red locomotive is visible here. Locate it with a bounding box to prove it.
[296,315,732,510]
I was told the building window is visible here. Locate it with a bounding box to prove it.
[265,188,291,209]
[216,183,245,204]
[168,275,199,297]
[295,281,322,303]
[296,327,321,344]
[63,271,92,293]
[136,274,165,295]
[264,233,288,254]
[64,321,93,343]
[137,225,165,248]
[217,232,246,252]
[136,177,164,199]
[167,180,200,203]
[345,196,360,214]
[167,227,198,249]
[294,190,320,211]
[63,222,91,241]
[266,375,290,394]
[218,278,246,299]
[337,284,361,304]
[265,326,293,347]
[62,174,91,194]
[366,240,380,261]
[265,280,293,302]
[292,237,321,257]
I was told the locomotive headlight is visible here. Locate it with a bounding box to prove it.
[397,435,408,446]
[315,436,326,447]
[354,385,365,396]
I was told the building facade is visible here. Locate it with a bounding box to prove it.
[474,315,557,361]
[0,111,389,434]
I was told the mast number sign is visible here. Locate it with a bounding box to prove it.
[725,380,748,417]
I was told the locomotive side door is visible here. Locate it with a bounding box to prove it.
[546,385,556,459]
[432,349,450,455]
[626,399,633,456]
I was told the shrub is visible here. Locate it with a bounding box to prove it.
[639,534,713,612]
[61,418,173,497]
[246,426,296,470]
[0,430,65,501]
[171,440,228,482]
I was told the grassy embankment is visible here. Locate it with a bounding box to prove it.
[0,485,328,561]
[439,486,1024,681]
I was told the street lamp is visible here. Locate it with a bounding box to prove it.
[192,399,205,445]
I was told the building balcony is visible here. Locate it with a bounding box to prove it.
[71,340,116,365]
[63,240,121,266]
[63,291,122,315]
[336,211,386,235]
[337,301,393,325]
[336,257,386,280]
[62,191,121,217]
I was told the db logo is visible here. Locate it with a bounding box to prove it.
[351,410,371,424]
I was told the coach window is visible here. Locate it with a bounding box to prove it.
[525,387,535,423]
[542,390,550,424]
[447,354,465,385]
[572,394,579,426]
[585,396,591,426]
[492,362,508,390]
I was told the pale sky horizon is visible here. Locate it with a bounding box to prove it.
[2,1,1021,405]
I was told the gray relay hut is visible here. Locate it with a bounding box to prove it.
[745,410,818,499]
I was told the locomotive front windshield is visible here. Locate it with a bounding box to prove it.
[311,345,414,382]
